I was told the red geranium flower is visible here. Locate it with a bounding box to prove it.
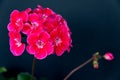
[27,32,54,59]
[9,31,25,56]
[7,10,28,32]
[50,25,72,56]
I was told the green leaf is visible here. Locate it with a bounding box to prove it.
[17,72,37,80]
[8,77,16,80]
[0,67,7,73]
[17,73,32,80]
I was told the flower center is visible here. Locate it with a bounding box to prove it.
[15,18,22,26]
[55,37,62,46]
[32,22,39,28]
[14,38,22,47]
[15,42,22,47]
[42,14,48,19]
[36,40,45,48]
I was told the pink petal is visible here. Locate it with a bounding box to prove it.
[25,8,32,13]
[38,32,50,42]
[7,23,14,32]
[7,23,18,32]
[21,23,32,35]
[43,8,54,16]
[30,25,43,34]
[28,13,39,22]
[7,21,23,32]
[43,22,55,33]
[8,31,21,41]
[44,42,54,55]
[27,34,38,45]
[34,48,47,60]
[55,46,65,56]
[20,11,28,22]
[10,10,20,22]
[26,45,36,55]
[34,5,43,13]
[10,43,25,56]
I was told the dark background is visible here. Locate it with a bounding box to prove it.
[0,0,120,80]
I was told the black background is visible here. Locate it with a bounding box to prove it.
[0,0,120,80]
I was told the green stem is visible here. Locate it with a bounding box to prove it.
[63,57,94,80]
[31,57,36,80]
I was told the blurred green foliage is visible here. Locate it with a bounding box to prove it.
[0,67,48,80]
[0,67,7,73]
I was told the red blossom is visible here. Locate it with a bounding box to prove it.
[27,32,54,59]
[10,10,28,22]
[7,10,28,32]
[50,25,72,56]
[10,42,25,56]
[9,31,25,56]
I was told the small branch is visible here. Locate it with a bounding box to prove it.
[63,57,93,80]
[31,57,36,80]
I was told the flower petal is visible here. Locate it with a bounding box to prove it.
[28,13,39,22]
[26,45,36,55]
[34,48,47,60]
[10,10,20,22]
[8,31,21,41]
[21,23,32,35]
[10,43,25,56]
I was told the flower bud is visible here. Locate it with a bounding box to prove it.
[93,60,99,69]
[104,52,114,61]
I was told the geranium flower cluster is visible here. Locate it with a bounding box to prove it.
[7,5,72,60]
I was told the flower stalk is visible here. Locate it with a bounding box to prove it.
[31,57,36,80]
[63,57,93,80]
